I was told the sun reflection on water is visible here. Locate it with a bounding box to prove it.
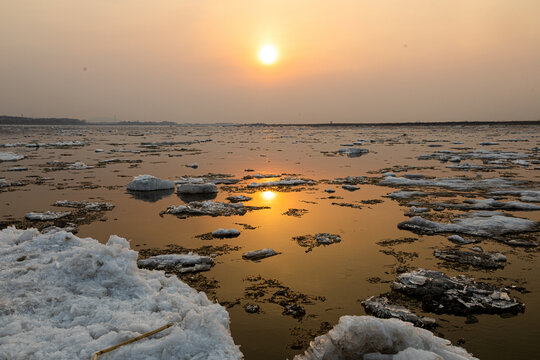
[261,190,276,201]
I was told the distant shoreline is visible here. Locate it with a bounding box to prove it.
[1,115,538,127]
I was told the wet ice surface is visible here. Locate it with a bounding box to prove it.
[1,124,539,359]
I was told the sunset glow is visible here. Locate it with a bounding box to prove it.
[261,190,276,200]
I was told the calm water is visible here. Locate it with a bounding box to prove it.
[1,124,539,359]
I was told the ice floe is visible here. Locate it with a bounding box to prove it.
[393,269,524,314]
[337,148,369,157]
[490,190,540,203]
[361,296,436,328]
[164,201,247,217]
[294,316,476,360]
[226,195,252,203]
[381,175,522,190]
[398,213,538,239]
[447,235,477,245]
[0,152,24,161]
[212,228,241,238]
[386,191,428,200]
[177,183,218,194]
[25,211,71,221]
[67,161,93,170]
[138,253,214,273]
[54,200,114,211]
[342,185,360,191]
[0,227,242,359]
[126,174,175,191]
[247,178,308,188]
[434,248,506,269]
[242,248,279,260]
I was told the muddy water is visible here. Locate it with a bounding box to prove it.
[1,124,539,359]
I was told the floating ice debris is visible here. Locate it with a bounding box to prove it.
[361,296,436,328]
[8,166,27,171]
[434,248,506,269]
[242,248,279,260]
[337,148,369,157]
[386,191,427,199]
[126,174,175,191]
[293,233,341,252]
[324,188,336,193]
[253,173,281,179]
[175,177,205,184]
[244,304,260,313]
[342,184,360,191]
[398,213,538,238]
[95,148,104,152]
[283,304,306,318]
[511,159,529,167]
[247,178,308,188]
[164,201,247,217]
[226,195,252,203]
[67,161,93,170]
[382,172,395,177]
[448,235,477,245]
[294,316,476,360]
[185,163,199,169]
[449,156,461,163]
[25,211,71,221]
[315,233,341,245]
[491,190,540,202]
[380,175,522,190]
[0,227,241,359]
[479,142,499,146]
[54,200,114,211]
[138,253,214,273]
[212,228,241,238]
[47,141,85,147]
[333,176,366,185]
[177,183,218,194]
[0,152,24,161]
[432,198,540,211]
[405,206,429,216]
[393,269,524,314]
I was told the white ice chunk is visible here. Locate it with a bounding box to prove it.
[0,227,242,359]
[138,253,214,273]
[294,316,476,360]
[177,183,218,194]
[127,174,175,191]
[242,248,279,260]
[25,211,71,221]
[0,152,24,161]
[212,228,241,238]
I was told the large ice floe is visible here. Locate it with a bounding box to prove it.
[164,201,247,217]
[0,151,24,161]
[393,269,524,315]
[126,174,175,191]
[294,315,476,360]
[0,227,242,359]
[380,175,523,190]
[177,183,218,194]
[398,212,538,239]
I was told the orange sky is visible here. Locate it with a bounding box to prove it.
[1,0,539,123]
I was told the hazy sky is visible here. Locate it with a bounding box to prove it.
[1,1,539,123]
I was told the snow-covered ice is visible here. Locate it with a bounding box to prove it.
[164,201,247,217]
[177,183,218,194]
[242,248,279,260]
[361,296,436,328]
[25,211,71,221]
[212,228,241,238]
[0,152,24,162]
[138,253,214,273]
[398,213,538,238]
[294,316,476,360]
[126,175,175,191]
[247,178,308,188]
[0,227,242,359]
[67,161,93,170]
[54,200,114,211]
[226,195,252,203]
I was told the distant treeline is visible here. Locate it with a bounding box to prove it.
[0,116,178,126]
[0,116,87,125]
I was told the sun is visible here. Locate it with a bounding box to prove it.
[258,44,278,65]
